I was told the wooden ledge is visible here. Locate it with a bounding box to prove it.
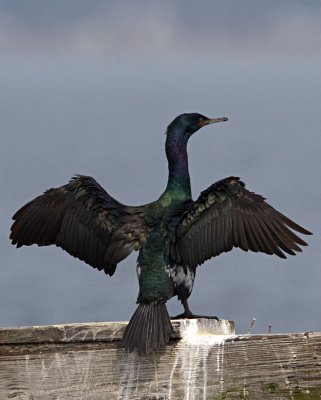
[1,321,321,399]
[0,318,235,345]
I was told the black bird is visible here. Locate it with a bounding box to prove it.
[10,113,312,353]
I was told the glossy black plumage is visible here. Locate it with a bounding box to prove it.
[168,177,311,268]
[123,302,174,354]
[10,113,312,353]
[11,175,148,276]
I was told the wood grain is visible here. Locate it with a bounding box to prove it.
[0,320,320,399]
[0,319,234,344]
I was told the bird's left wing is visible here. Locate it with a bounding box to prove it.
[10,175,150,276]
[168,177,312,269]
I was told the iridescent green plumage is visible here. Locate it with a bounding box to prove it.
[10,113,312,353]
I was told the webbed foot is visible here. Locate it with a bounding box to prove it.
[171,311,218,320]
[170,299,218,320]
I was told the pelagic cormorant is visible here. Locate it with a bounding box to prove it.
[10,113,312,353]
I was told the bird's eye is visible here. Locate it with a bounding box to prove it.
[197,117,206,126]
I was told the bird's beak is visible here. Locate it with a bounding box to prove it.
[199,117,228,127]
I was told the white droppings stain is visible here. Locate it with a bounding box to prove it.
[180,318,233,345]
[153,353,159,392]
[168,319,235,400]
[117,352,140,400]
[216,340,225,394]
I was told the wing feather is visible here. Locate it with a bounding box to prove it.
[11,175,149,275]
[170,177,312,268]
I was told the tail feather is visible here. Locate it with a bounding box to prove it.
[123,302,173,354]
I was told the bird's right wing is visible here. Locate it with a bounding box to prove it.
[168,177,312,269]
[10,175,150,276]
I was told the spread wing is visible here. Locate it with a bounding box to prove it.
[168,177,312,269]
[10,175,149,276]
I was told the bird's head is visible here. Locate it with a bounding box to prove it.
[166,113,228,141]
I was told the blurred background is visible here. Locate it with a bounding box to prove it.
[0,0,320,334]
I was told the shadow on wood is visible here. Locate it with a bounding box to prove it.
[0,319,321,399]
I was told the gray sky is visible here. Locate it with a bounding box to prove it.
[1,1,320,335]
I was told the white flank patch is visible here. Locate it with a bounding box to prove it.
[166,264,195,292]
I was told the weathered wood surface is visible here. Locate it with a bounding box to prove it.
[0,320,321,399]
[0,319,234,344]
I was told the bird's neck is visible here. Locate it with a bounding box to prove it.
[164,136,192,201]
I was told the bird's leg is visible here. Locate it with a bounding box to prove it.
[171,299,218,320]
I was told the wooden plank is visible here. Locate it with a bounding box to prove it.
[0,321,320,399]
[0,318,235,344]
